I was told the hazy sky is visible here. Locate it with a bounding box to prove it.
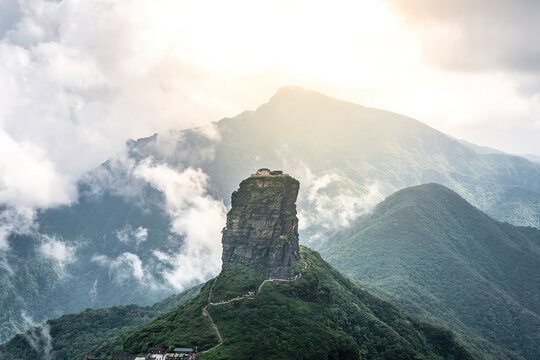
[1,0,540,211]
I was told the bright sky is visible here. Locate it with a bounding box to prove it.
[1,0,540,210]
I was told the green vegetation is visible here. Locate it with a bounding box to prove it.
[232,177,296,212]
[0,284,202,360]
[0,183,186,343]
[210,264,265,301]
[4,85,540,345]
[121,247,472,360]
[322,184,540,360]
[122,285,218,355]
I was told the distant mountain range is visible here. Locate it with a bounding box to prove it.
[322,183,540,359]
[2,86,540,344]
[521,153,540,163]
[458,138,540,163]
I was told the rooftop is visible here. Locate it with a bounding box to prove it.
[251,168,289,177]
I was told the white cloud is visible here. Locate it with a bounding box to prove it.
[1,0,540,243]
[0,130,75,209]
[0,206,36,265]
[134,227,148,243]
[39,235,76,268]
[277,159,383,248]
[116,225,148,246]
[92,252,162,291]
[91,254,108,266]
[297,167,383,231]
[134,161,226,290]
[0,0,236,218]
[109,252,145,283]
[21,311,53,359]
[193,122,221,142]
[88,161,226,292]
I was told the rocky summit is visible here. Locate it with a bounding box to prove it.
[3,170,474,360]
[221,168,301,277]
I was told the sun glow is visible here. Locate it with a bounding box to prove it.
[2,0,539,184]
[137,0,417,88]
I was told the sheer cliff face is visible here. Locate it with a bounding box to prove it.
[221,173,301,277]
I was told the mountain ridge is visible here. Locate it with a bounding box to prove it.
[322,183,540,359]
[2,85,540,342]
[118,246,474,360]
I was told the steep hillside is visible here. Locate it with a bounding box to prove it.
[118,173,472,359]
[0,285,201,360]
[122,247,471,360]
[3,85,540,340]
[322,184,540,359]
[0,184,178,342]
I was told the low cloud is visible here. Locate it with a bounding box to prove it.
[109,252,145,283]
[2,0,540,228]
[0,0,241,220]
[89,161,226,292]
[0,130,76,210]
[128,129,220,168]
[283,162,383,248]
[134,161,226,291]
[80,150,142,199]
[116,225,148,247]
[298,168,383,230]
[92,252,160,290]
[21,312,53,359]
[193,122,221,142]
[0,206,36,273]
[39,235,76,269]
[0,207,35,252]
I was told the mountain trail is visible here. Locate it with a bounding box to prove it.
[200,260,307,354]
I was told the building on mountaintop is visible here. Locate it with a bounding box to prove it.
[252,168,288,177]
[256,168,270,175]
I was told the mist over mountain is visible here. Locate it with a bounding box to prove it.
[322,183,540,359]
[521,154,540,164]
[457,139,506,155]
[2,86,540,342]
[97,171,471,360]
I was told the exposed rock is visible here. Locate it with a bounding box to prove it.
[221,169,301,277]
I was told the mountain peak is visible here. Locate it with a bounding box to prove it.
[370,183,492,228]
[221,169,301,277]
[377,183,477,214]
[267,85,337,107]
[273,84,312,96]
[322,182,540,359]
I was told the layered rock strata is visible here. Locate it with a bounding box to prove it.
[221,169,301,277]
